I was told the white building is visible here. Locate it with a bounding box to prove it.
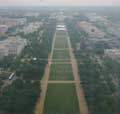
[104,49,120,60]
[0,36,27,58]
[56,24,66,31]
[0,25,8,34]
[20,22,43,34]
[0,17,27,27]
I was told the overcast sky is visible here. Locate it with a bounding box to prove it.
[0,0,120,6]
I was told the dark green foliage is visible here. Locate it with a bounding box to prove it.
[0,56,14,69]
[13,19,56,80]
[65,18,88,51]
[0,80,3,93]
[92,42,108,55]
[0,80,3,86]
[65,19,80,49]
[17,63,45,80]
[65,18,119,114]
[0,79,40,114]
[79,56,117,114]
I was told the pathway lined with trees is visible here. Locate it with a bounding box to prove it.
[67,31,89,114]
[35,22,89,114]
[34,31,56,114]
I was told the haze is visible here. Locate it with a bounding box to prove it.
[0,0,120,6]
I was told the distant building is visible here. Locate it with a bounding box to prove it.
[87,13,108,24]
[56,24,66,31]
[20,22,43,34]
[79,21,105,38]
[0,25,8,34]
[0,36,27,58]
[57,11,65,22]
[25,13,40,17]
[0,17,27,27]
[0,47,6,58]
[104,49,120,60]
[76,43,81,50]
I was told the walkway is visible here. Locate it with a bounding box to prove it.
[35,23,89,114]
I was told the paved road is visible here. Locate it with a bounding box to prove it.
[48,80,76,83]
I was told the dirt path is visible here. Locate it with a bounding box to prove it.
[35,24,89,114]
[52,59,70,60]
[67,32,89,114]
[53,48,69,50]
[52,62,71,64]
[34,32,56,114]
[48,80,76,83]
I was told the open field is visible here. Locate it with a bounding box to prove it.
[35,23,88,114]
[49,63,74,80]
[43,84,80,114]
[56,31,67,36]
[54,38,68,48]
[52,50,70,60]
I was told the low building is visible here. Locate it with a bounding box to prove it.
[0,17,26,27]
[20,22,43,34]
[56,24,66,31]
[79,21,105,38]
[104,49,120,60]
[0,36,27,58]
[0,25,8,35]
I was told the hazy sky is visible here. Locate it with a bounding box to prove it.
[0,0,120,6]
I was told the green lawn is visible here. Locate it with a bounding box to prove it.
[56,31,67,36]
[54,38,68,48]
[52,50,70,60]
[49,63,74,80]
[43,84,80,114]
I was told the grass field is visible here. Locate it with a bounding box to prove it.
[54,38,68,48]
[56,31,67,36]
[52,50,70,60]
[43,84,80,114]
[49,63,74,80]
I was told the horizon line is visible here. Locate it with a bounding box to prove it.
[0,5,120,7]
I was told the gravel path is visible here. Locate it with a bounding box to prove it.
[35,24,89,114]
[34,32,56,114]
[67,32,89,114]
